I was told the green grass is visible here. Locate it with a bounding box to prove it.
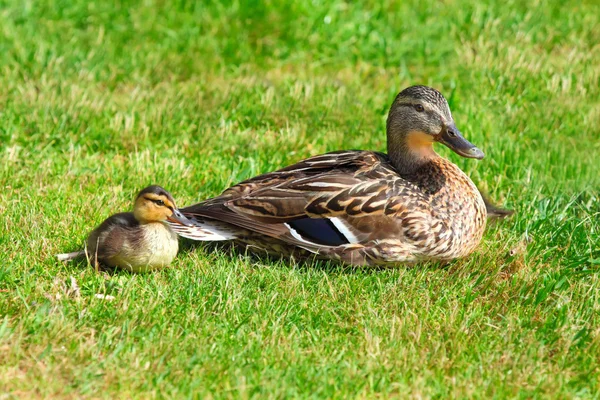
[1,0,599,397]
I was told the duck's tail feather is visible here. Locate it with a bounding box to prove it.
[168,215,241,241]
[480,192,514,219]
[486,203,515,219]
[56,250,86,261]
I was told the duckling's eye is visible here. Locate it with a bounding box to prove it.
[415,104,425,112]
[154,199,165,206]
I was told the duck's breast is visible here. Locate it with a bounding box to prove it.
[137,223,179,270]
[110,223,179,272]
[423,159,487,258]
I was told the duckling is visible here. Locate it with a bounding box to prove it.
[57,185,192,272]
[168,85,512,266]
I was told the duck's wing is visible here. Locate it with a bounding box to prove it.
[200,150,386,205]
[174,150,413,251]
[85,213,140,264]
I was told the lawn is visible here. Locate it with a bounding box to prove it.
[1,0,599,397]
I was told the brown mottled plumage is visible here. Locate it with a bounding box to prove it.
[170,86,512,266]
[57,185,192,272]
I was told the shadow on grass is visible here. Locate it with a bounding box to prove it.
[57,252,138,276]
[59,237,455,276]
[178,237,449,275]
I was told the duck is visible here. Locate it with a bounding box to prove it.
[170,85,511,266]
[57,185,193,272]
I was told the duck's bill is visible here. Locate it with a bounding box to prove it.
[437,125,485,160]
[167,209,194,226]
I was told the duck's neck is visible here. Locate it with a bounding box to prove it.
[387,132,439,175]
[136,218,168,227]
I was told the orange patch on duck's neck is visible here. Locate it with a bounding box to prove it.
[406,131,437,159]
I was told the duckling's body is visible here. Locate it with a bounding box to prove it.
[169,86,510,266]
[58,185,191,272]
[86,212,179,272]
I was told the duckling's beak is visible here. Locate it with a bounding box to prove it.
[167,209,194,226]
[436,123,485,160]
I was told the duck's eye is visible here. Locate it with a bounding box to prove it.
[415,104,425,112]
[154,199,165,206]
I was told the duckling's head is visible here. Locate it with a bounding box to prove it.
[386,86,484,171]
[133,185,192,226]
